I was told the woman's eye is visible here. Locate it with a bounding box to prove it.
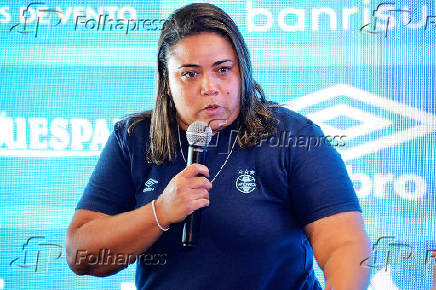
[218,66,231,73]
[182,71,198,78]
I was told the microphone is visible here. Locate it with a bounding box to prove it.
[181,121,212,247]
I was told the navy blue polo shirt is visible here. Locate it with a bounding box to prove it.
[76,106,361,289]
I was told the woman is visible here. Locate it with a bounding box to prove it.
[66,3,370,289]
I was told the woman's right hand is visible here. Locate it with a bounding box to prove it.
[154,164,212,226]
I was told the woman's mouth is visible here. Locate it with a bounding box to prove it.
[202,104,221,115]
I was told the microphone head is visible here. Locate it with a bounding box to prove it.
[186,121,213,147]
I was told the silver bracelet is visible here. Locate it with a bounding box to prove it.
[151,200,169,231]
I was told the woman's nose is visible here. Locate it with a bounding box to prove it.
[200,73,219,96]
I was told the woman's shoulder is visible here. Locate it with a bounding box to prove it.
[268,104,315,133]
[113,110,152,144]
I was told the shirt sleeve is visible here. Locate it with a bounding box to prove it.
[75,122,136,215]
[288,122,361,226]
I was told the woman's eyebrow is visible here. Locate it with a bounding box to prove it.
[178,64,200,69]
[177,59,234,69]
[213,59,233,66]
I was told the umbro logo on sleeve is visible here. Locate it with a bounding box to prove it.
[143,178,159,192]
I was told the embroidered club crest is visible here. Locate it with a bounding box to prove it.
[235,170,256,194]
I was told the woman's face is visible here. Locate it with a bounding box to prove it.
[167,32,241,131]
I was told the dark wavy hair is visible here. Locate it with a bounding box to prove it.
[129,3,278,165]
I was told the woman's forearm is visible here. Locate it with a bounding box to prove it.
[323,240,371,290]
[65,200,169,276]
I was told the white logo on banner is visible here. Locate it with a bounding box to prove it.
[247,1,434,32]
[283,84,436,161]
[0,112,118,157]
[283,84,433,200]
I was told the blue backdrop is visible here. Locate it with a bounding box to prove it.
[0,1,435,289]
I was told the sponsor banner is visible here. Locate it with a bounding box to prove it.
[0,1,434,290]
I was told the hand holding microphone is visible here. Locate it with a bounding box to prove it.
[155,121,213,247]
[155,163,212,225]
[181,121,213,247]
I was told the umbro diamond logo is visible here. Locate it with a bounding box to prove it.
[143,178,158,192]
[283,84,436,161]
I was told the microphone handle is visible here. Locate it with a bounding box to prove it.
[182,146,207,247]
